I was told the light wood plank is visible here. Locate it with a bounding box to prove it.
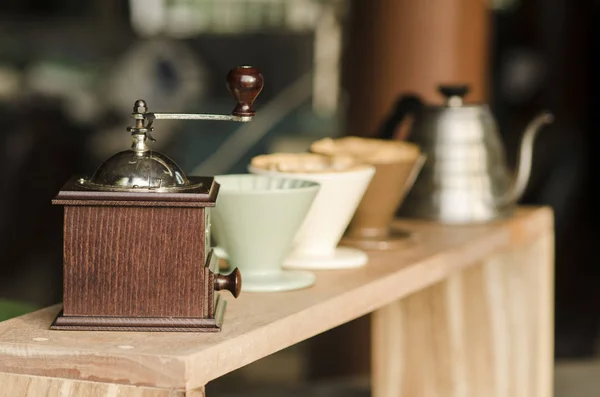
[0,372,203,397]
[372,226,554,397]
[0,207,552,391]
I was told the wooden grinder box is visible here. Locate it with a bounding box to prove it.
[50,177,241,332]
[49,66,263,332]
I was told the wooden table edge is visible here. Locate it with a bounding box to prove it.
[0,206,554,391]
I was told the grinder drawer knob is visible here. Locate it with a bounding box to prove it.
[215,268,242,298]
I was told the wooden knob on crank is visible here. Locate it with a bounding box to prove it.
[215,268,242,298]
[226,66,264,117]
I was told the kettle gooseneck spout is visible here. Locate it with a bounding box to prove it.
[496,111,554,208]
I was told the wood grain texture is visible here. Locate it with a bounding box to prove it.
[0,207,552,391]
[0,372,204,397]
[372,230,554,397]
[62,206,208,318]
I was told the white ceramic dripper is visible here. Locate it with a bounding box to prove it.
[248,153,375,269]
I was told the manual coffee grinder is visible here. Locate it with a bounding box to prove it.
[50,66,263,332]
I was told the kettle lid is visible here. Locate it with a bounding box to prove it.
[429,84,487,109]
[437,84,472,107]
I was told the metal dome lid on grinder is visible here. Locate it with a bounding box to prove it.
[50,66,263,332]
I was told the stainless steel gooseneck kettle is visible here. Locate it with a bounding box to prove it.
[375,85,554,224]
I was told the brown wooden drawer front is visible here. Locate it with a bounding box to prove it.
[62,206,208,318]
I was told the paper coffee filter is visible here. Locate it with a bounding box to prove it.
[310,137,421,164]
[250,152,367,173]
[214,174,319,193]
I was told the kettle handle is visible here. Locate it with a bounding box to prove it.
[374,94,424,140]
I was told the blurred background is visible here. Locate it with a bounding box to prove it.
[0,0,597,395]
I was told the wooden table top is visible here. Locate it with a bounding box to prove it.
[0,207,552,390]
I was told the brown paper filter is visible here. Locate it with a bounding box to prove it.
[310,137,425,250]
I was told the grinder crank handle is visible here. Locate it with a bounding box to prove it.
[131,66,264,125]
[226,66,264,117]
[215,268,242,298]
